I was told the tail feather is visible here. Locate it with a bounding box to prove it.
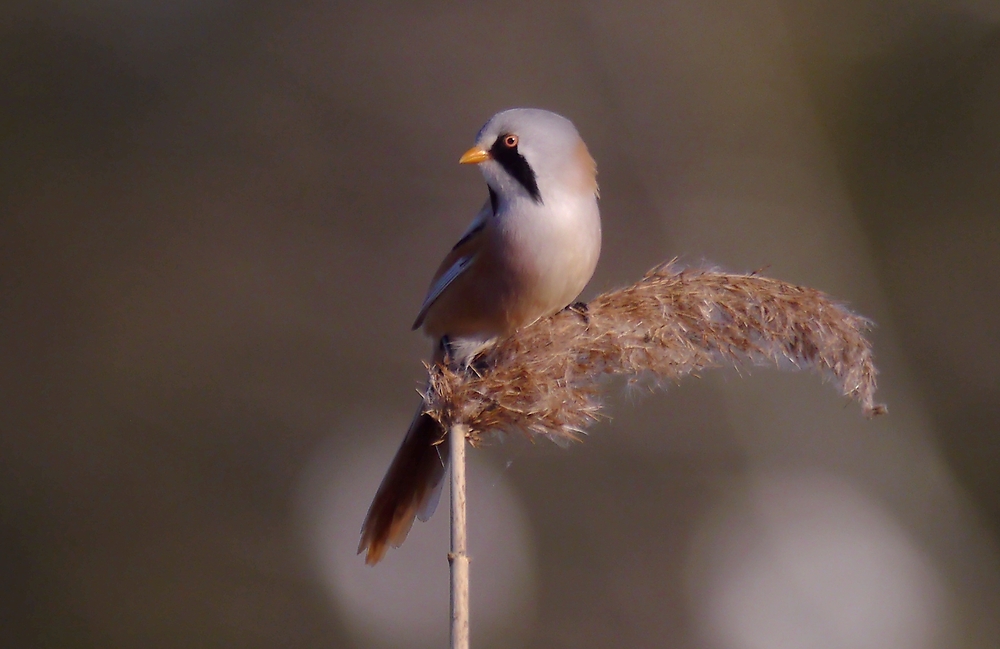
[358,407,449,565]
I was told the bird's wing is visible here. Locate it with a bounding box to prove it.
[411,199,491,330]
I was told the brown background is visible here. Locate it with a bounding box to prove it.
[3,1,1000,647]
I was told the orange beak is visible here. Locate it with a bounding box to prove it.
[458,147,491,165]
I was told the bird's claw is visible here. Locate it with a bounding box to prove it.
[565,300,590,324]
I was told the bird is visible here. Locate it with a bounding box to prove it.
[358,108,602,565]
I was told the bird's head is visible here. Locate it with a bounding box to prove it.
[460,108,598,207]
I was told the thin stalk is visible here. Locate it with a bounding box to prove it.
[449,423,470,649]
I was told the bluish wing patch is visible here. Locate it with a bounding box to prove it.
[412,255,474,330]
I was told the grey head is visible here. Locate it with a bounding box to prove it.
[461,108,597,206]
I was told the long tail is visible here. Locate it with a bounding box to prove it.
[358,406,449,565]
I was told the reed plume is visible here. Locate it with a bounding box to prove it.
[425,260,886,445]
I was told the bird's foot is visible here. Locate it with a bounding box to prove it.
[565,300,590,324]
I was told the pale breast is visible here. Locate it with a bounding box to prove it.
[420,183,600,342]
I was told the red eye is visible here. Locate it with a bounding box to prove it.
[503,134,518,148]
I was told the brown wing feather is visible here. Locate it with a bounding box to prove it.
[357,407,448,565]
[412,202,492,331]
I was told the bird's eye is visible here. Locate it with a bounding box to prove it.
[503,134,518,148]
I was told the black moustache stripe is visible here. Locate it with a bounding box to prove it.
[490,137,542,203]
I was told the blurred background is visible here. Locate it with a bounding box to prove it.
[3,1,999,647]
